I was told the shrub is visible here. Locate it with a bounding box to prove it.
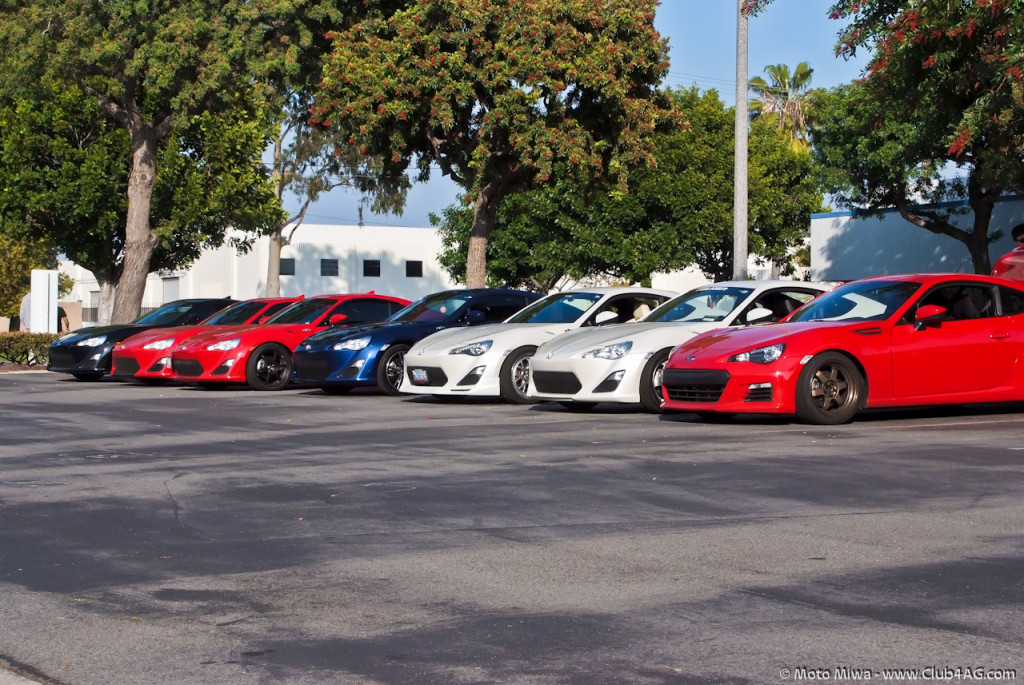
[0,332,58,365]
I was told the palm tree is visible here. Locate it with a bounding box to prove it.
[749,62,814,154]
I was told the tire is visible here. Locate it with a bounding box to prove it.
[72,372,103,381]
[321,386,353,396]
[794,352,864,425]
[639,348,671,414]
[245,343,293,391]
[375,344,410,395]
[499,345,538,404]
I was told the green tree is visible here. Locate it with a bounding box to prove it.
[749,62,815,154]
[810,0,1024,273]
[0,234,60,319]
[0,0,363,322]
[314,0,675,288]
[265,97,411,297]
[0,77,283,323]
[435,88,822,286]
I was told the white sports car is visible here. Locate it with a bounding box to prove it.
[400,287,676,403]
[528,280,832,412]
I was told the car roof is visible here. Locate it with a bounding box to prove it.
[546,286,677,296]
[847,273,1009,286]
[694,280,831,290]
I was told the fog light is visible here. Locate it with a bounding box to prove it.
[594,369,626,393]
[749,382,771,389]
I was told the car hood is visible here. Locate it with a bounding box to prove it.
[410,323,576,354]
[671,320,855,361]
[119,325,207,349]
[536,321,725,357]
[175,324,259,345]
[301,320,451,347]
[53,324,149,346]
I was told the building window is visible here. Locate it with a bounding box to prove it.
[279,258,295,276]
[363,259,381,277]
[321,258,339,277]
[406,260,423,278]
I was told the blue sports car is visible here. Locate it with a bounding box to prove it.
[292,288,541,395]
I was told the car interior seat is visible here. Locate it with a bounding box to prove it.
[626,302,651,323]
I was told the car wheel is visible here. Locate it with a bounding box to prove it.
[376,344,410,395]
[321,386,352,396]
[794,352,864,425]
[499,345,538,404]
[72,372,104,381]
[639,348,671,414]
[245,343,293,391]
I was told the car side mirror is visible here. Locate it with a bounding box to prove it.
[594,310,618,325]
[466,310,486,325]
[914,304,946,330]
[328,313,349,326]
[258,316,271,325]
[745,307,774,325]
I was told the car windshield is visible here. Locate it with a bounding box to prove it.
[201,300,269,326]
[788,280,922,323]
[646,286,753,323]
[266,298,336,325]
[390,292,469,322]
[135,301,214,326]
[505,292,604,324]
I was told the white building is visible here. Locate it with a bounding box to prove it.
[63,224,461,323]
[809,196,1024,281]
[63,223,735,324]
[61,220,815,325]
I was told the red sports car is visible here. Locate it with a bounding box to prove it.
[111,297,300,383]
[170,292,411,390]
[661,273,1024,424]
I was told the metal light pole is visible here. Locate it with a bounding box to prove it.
[733,0,749,281]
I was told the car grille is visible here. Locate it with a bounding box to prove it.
[532,371,582,394]
[407,366,448,387]
[173,359,205,377]
[662,369,730,403]
[48,348,76,368]
[113,358,140,376]
[293,356,333,381]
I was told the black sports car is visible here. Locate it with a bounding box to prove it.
[47,297,235,381]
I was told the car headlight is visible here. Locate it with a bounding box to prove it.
[729,343,785,364]
[333,336,370,351]
[77,336,107,347]
[143,338,175,350]
[206,338,240,352]
[582,341,632,360]
[450,340,492,356]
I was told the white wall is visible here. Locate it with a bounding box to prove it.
[810,197,1024,281]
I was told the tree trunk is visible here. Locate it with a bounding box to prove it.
[97,279,117,326]
[266,232,284,297]
[967,182,994,275]
[466,188,501,288]
[967,210,993,275]
[110,126,160,323]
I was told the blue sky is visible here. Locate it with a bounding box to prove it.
[297,1,871,229]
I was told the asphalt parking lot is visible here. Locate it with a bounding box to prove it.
[1,371,1023,684]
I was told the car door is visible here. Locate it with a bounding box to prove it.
[890,283,1017,397]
